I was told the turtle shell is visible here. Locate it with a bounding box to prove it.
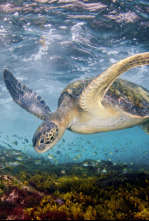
[58,78,149,117]
[105,79,149,117]
[58,78,92,105]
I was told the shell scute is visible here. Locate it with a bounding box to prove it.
[59,77,149,117]
[105,79,149,116]
[58,79,92,106]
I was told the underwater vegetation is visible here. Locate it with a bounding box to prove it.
[1,145,149,220]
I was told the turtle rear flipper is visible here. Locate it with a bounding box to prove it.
[3,69,52,120]
[140,121,149,135]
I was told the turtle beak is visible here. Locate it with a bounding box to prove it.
[34,144,46,153]
[34,143,54,153]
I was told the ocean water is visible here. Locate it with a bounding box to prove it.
[0,0,149,166]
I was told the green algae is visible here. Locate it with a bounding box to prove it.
[1,172,149,220]
[1,144,149,220]
[23,173,149,220]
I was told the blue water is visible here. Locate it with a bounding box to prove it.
[0,0,149,165]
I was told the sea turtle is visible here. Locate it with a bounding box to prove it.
[3,52,149,153]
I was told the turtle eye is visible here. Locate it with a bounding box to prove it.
[40,138,44,144]
[45,141,51,144]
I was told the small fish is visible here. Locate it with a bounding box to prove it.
[130,162,134,165]
[113,162,117,166]
[122,168,128,174]
[35,160,41,165]
[56,151,61,155]
[76,155,81,159]
[16,156,23,161]
[122,162,127,166]
[83,162,89,167]
[12,151,18,155]
[13,161,20,166]
[48,155,54,160]
[73,157,77,161]
[12,141,18,146]
[61,170,66,174]
[24,138,29,143]
[91,162,96,167]
[101,168,107,173]
[7,162,13,166]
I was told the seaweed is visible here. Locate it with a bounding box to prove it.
[1,144,149,220]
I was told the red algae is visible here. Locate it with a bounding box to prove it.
[1,171,149,220]
[1,145,149,220]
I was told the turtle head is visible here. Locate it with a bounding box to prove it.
[33,120,64,153]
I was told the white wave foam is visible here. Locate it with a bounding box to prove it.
[110,58,118,64]
[60,26,67,29]
[71,22,85,42]
[23,28,63,62]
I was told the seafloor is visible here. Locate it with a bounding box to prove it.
[1,145,149,220]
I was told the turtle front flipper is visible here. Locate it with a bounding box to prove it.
[3,69,52,120]
[79,52,149,112]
